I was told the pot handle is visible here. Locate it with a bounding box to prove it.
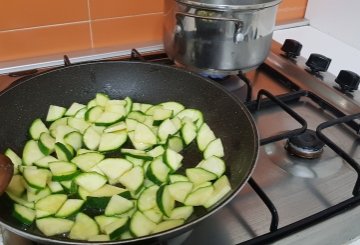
[0,154,13,195]
[175,12,245,43]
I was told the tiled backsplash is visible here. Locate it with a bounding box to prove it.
[0,0,307,63]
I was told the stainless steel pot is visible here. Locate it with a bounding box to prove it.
[163,0,281,75]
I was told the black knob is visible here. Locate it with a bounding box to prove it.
[281,39,303,58]
[335,70,360,92]
[306,53,332,73]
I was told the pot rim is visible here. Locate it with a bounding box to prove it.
[176,0,282,10]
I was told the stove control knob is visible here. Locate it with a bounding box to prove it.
[281,39,302,58]
[306,53,332,73]
[335,70,360,92]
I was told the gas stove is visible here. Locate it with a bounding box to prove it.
[0,39,360,245]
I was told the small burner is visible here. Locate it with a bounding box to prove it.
[285,129,325,159]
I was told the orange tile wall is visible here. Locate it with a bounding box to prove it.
[0,0,307,63]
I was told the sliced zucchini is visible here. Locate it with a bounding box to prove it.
[105,195,134,216]
[138,185,159,211]
[13,204,35,225]
[127,111,146,123]
[48,117,68,133]
[23,168,49,189]
[184,185,214,206]
[74,107,87,119]
[83,126,101,150]
[75,172,107,192]
[160,101,185,115]
[96,93,109,106]
[71,152,104,172]
[105,102,126,115]
[181,121,197,145]
[51,124,77,142]
[98,131,127,152]
[168,206,194,220]
[169,174,189,183]
[143,208,163,224]
[103,217,129,240]
[196,123,216,151]
[177,109,204,128]
[197,156,226,177]
[95,215,120,233]
[46,105,66,122]
[85,105,104,123]
[125,155,145,167]
[152,219,184,233]
[97,158,133,180]
[64,131,83,151]
[67,117,90,134]
[27,187,51,202]
[128,131,152,151]
[124,97,133,115]
[90,185,129,197]
[35,154,57,169]
[6,175,25,197]
[167,181,193,203]
[95,112,124,126]
[65,102,86,116]
[36,210,53,219]
[186,168,217,185]
[146,145,165,158]
[204,138,224,159]
[22,140,46,165]
[29,118,49,140]
[121,148,153,161]
[49,161,78,181]
[118,166,144,192]
[69,213,99,240]
[153,107,173,121]
[6,191,34,209]
[204,175,232,208]
[125,118,139,132]
[35,194,67,214]
[36,217,74,236]
[156,185,175,217]
[130,211,156,237]
[55,199,85,218]
[104,121,126,133]
[163,148,183,172]
[134,122,157,145]
[167,136,184,153]
[48,181,64,193]
[146,157,170,185]
[54,142,75,161]
[158,119,178,141]
[4,148,22,174]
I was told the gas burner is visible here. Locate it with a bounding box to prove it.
[285,129,325,159]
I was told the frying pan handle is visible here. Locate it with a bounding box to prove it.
[0,154,13,195]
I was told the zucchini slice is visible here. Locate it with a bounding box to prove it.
[167,206,194,220]
[64,131,83,151]
[71,152,104,172]
[103,217,129,240]
[38,133,56,156]
[163,148,183,172]
[83,126,101,150]
[29,118,49,140]
[4,148,22,174]
[167,181,193,203]
[186,167,217,185]
[65,102,86,117]
[36,217,74,236]
[143,208,163,224]
[105,195,134,216]
[130,211,156,237]
[55,199,85,218]
[23,140,46,165]
[97,158,133,180]
[75,172,107,192]
[196,123,216,151]
[152,219,184,233]
[197,156,226,177]
[35,194,67,214]
[23,168,49,189]
[118,166,144,192]
[203,138,224,159]
[13,204,36,225]
[137,185,159,211]
[156,185,175,217]
[204,175,232,208]
[46,105,66,122]
[98,131,127,152]
[184,185,214,206]
[146,157,170,185]
[6,175,25,197]
[69,213,99,240]
[49,161,78,181]
[54,142,75,162]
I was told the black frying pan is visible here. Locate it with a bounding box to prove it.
[0,61,258,244]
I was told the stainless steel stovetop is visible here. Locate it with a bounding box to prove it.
[0,40,359,245]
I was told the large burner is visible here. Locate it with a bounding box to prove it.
[285,129,325,159]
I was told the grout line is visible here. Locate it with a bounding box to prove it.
[86,0,94,48]
[0,21,90,33]
[91,12,164,22]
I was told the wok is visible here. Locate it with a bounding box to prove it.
[0,61,258,244]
